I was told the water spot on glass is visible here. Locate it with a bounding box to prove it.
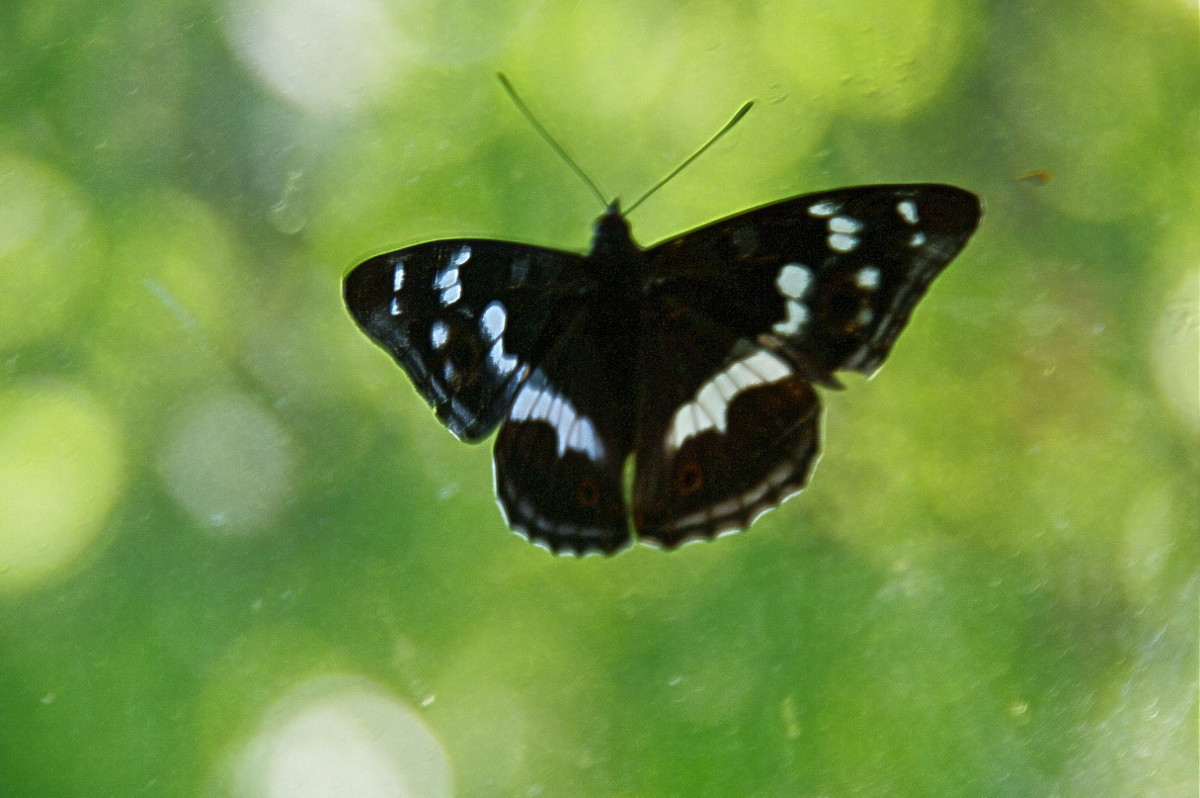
[269,170,308,235]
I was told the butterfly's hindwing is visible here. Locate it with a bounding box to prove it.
[493,305,637,555]
[344,240,589,440]
[632,300,821,548]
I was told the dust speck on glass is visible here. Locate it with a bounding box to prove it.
[344,75,982,556]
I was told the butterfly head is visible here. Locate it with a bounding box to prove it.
[596,199,624,227]
[590,200,641,257]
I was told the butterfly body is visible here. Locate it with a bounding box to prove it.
[345,184,981,555]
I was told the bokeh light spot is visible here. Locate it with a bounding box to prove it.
[229,675,452,798]
[764,0,973,121]
[224,0,405,114]
[0,152,102,351]
[507,2,683,121]
[157,391,296,533]
[0,381,125,593]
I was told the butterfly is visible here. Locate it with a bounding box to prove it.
[344,80,981,556]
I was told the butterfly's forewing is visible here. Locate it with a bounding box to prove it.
[633,184,980,545]
[645,184,982,379]
[493,303,637,555]
[344,240,589,440]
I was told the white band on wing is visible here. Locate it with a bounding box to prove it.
[510,370,604,461]
[664,349,792,451]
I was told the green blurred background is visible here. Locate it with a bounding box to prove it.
[0,0,1196,795]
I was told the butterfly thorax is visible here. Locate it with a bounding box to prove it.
[578,202,643,446]
[585,202,645,299]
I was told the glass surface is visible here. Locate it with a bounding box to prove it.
[0,0,1196,795]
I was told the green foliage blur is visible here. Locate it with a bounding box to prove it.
[0,0,1196,795]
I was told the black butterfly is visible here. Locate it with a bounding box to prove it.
[345,181,980,555]
[345,78,980,555]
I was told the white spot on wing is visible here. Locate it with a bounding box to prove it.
[808,200,839,217]
[665,350,793,450]
[695,381,727,424]
[529,385,552,419]
[713,371,738,402]
[389,297,401,316]
[828,233,858,253]
[829,215,863,234]
[566,415,599,457]
[546,394,565,430]
[909,231,927,247]
[451,245,471,266]
[483,302,519,375]
[727,360,756,387]
[392,263,405,292]
[897,200,919,224]
[856,266,881,289]
[671,403,699,446]
[489,341,519,375]
[773,300,809,336]
[776,263,812,299]
[430,320,449,349]
[741,350,790,381]
[481,301,506,339]
[435,261,464,306]
[511,381,537,418]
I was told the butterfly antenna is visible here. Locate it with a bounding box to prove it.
[624,100,754,215]
[498,73,609,210]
